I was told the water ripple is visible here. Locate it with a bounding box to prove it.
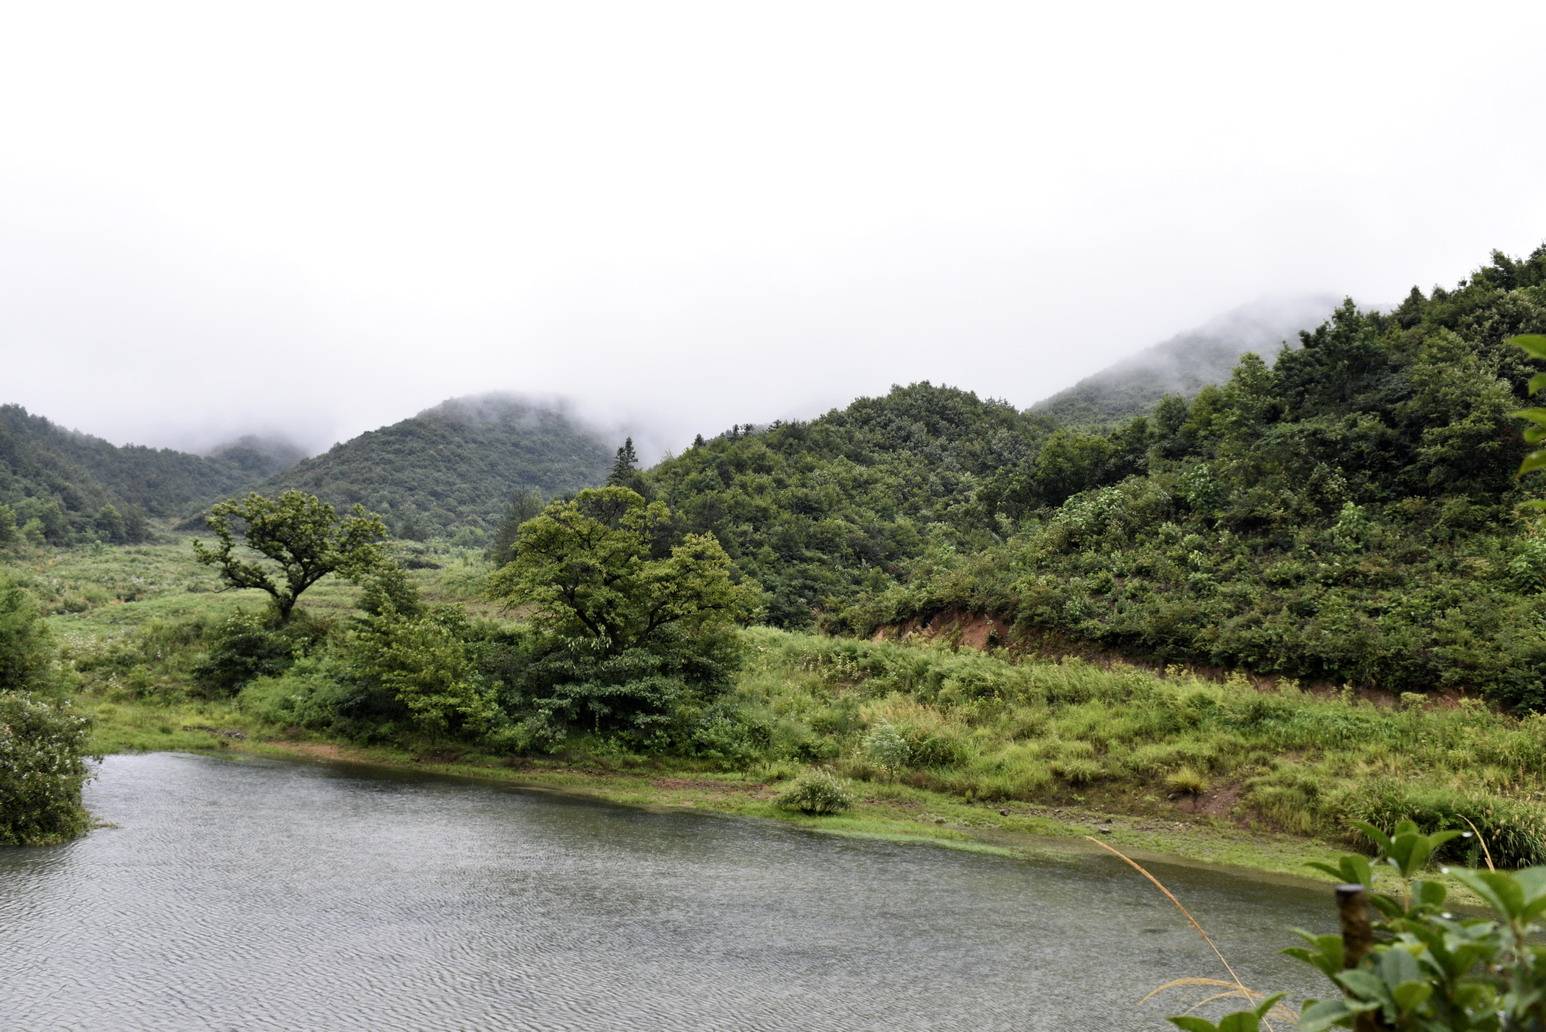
[0,754,1329,1030]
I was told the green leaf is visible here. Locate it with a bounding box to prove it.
[1353,821,1392,856]
[1512,334,1546,360]
[1168,1018,1219,1032]
[1216,1012,1260,1032]
[1296,998,1365,1032]
[1391,980,1433,1013]
[1452,869,1526,919]
[1335,968,1390,1003]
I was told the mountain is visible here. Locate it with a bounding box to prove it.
[260,394,614,538]
[206,435,308,479]
[857,248,1546,706]
[1030,293,1340,425]
[644,383,1052,626]
[0,405,272,544]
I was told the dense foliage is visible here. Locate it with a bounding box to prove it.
[489,487,758,746]
[193,491,388,622]
[849,249,1546,705]
[645,383,1051,626]
[0,573,93,845]
[262,394,612,540]
[0,404,282,545]
[1180,823,1546,1031]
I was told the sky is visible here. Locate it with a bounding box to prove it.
[3,1,1545,459]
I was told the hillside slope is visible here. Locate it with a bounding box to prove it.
[262,394,614,538]
[0,405,276,544]
[644,383,1052,625]
[860,248,1546,705]
[1031,294,1339,425]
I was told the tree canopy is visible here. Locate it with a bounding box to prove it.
[193,491,388,622]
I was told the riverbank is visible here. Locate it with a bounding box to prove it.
[39,539,1546,889]
[82,692,1338,888]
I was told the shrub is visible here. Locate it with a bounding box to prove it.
[192,610,308,697]
[777,769,854,815]
[0,691,94,845]
[1342,783,1546,868]
[861,722,910,773]
[1163,765,1208,797]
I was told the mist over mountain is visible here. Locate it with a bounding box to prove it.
[259,393,615,538]
[1030,294,1341,425]
[206,435,310,478]
[0,404,276,543]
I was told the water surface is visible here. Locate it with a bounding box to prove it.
[0,753,1330,1030]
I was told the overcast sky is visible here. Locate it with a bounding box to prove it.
[3,1,1544,458]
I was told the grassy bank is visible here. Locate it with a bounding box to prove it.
[82,688,1335,881]
[27,535,1546,882]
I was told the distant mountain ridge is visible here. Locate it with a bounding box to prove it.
[1031,293,1340,425]
[0,405,289,544]
[259,393,615,538]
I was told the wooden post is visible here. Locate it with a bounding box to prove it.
[1336,883,1380,1032]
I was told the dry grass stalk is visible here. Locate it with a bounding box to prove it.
[1086,835,1292,1029]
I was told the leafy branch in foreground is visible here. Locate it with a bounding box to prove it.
[1510,334,1546,482]
[1122,820,1546,1031]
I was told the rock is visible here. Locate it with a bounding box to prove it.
[1097,824,1114,835]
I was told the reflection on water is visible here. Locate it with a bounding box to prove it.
[0,753,1330,1030]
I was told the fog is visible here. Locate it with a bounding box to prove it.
[3,1,1544,459]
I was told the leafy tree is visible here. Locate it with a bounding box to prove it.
[346,603,499,742]
[491,487,758,743]
[193,491,387,622]
[94,504,126,543]
[0,575,55,690]
[608,437,640,485]
[486,488,545,566]
[0,573,93,845]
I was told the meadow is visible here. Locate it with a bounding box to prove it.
[23,533,1546,878]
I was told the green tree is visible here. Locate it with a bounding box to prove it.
[193,491,387,623]
[608,437,640,485]
[94,503,126,543]
[0,574,94,845]
[347,603,499,742]
[490,487,758,743]
[486,488,545,566]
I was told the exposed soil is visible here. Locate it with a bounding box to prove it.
[1181,782,1244,819]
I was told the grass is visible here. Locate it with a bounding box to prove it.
[22,533,1546,884]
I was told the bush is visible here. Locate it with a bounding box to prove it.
[1163,765,1208,797]
[192,610,319,697]
[0,691,94,845]
[777,769,854,815]
[861,722,910,773]
[1342,783,1546,869]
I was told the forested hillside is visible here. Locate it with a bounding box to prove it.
[261,394,613,539]
[0,406,281,545]
[1030,293,1338,426]
[640,249,1546,705]
[854,249,1546,705]
[644,385,1053,625]
[206,435,308,478]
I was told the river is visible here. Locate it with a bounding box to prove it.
[0,753,1331,1030]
